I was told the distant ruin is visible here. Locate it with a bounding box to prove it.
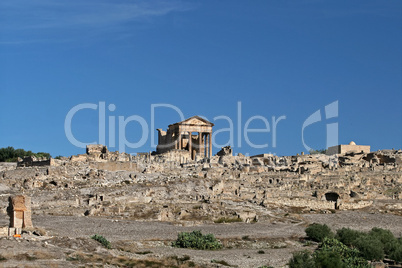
[156,116,214,160]
[327,141,370,155]
[17,155,55,167]
[1,137,401,225]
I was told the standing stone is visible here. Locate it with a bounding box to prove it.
[7,195,33,228]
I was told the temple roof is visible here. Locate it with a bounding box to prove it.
[169,116,214,127]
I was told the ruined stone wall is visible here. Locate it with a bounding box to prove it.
[17,157,53,167]
[327,144,370,155]
[89,161,137,172]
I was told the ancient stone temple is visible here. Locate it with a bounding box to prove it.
[156,116,214,160]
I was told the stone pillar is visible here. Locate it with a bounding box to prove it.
[188,132,192,159]
[23,196,33,228]
[198,132,203,158]
[178,133,182,150]
[209,132,212,158]
[8,195,33,229]
[204,134,207,157]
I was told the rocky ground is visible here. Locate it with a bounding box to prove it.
[0,210,401,267]
[0,147,401,267]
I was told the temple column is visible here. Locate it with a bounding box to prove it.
[198,132,203,157]
[209,132,212,158]
[178,132,182,150]
[188,132,192,159]
[204,134,207,156]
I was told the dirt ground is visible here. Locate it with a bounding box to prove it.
[0,210,401,267]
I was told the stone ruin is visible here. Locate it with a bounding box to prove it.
[216,146,233,156]
[156,116,214,160]
[0,131,401,224]
[8,195,33,229]
[327,141,370,155]
[0,195,33,237]
[17,155,55,167]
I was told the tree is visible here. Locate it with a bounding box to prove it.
[305,223,334,242]
[336,228,365,246]
[368,227,397,255]
[314,250,345,268]
[0,147,52,162]
[353,235,384,261]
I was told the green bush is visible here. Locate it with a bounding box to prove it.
[336,228,365,246]
[294,225,401,266]
[389,240,402,262]
[314,250,344,268]
[368,227,397,254]
[353,235,384,261]
[91,234,111,249]
[336,227,401,262]
[320,237,369,268]
[289,238,371,268]
[172,230,222,250]
[305,223,334,242]
[288,250,315,268]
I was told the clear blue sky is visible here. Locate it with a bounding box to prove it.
[0,0,401,157]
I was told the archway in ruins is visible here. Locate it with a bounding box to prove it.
[325,192,339,201]
[325,192,340,209]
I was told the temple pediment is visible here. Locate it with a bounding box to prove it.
[171,116,214,127]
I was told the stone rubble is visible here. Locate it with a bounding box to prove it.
[0,145,401,226]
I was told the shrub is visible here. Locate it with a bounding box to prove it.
[389,241,402,262]
[368,227,397,254]
[336,228,365,246]
[314,250,344,268]
[91,234,111,249]
[305,223,334,242]
[320,237,369,268]
[172,230,222,250]
[288,250,315,268]
[353,235,384,261]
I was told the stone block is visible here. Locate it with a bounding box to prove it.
[8,227,15,236]
[0,227,8,236]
